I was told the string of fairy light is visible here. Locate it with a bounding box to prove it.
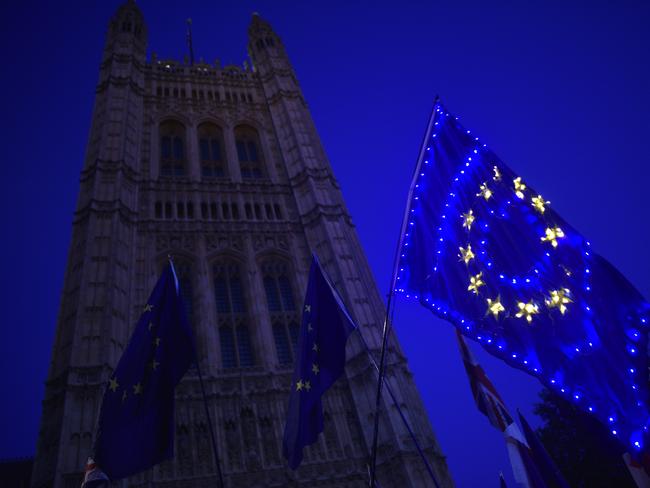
[395,102,650,452]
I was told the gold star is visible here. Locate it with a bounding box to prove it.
[307,323,313,332]
[153,337,161,347]
[296,380,304,391]
[493,166,502,182]
[133,383,143,395]
[458,244,475,265]
[486,297,505,319]
[108,377,119,392]
[513,177,526,199]
[304,304,311,313]
[515,301,539,323]
[150,359,160,371]
[467,272,485,295]
[304,381,312,391]
[144,304,153,312]
[312,343,319,352]
[477,183,492,201]
[462,209,475,231]
[148,322,154,331]
[312,363,320,375]
[545,288,572,315]
[121,390,128,402]
[531,195,550,214]
[541,226,565,248]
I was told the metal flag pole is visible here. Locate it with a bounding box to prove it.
[368,97,440,488]
[186,18,195,66]
[168,256,225,488]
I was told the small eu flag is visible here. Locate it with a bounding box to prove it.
[396,101,650,455]
[93,261,194,480]
[282,255,356,469]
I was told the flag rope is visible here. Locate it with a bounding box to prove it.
[368,97,439,487]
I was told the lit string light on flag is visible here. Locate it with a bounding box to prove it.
[395,101,650,455]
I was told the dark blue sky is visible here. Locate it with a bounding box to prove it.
[1,1,649,486]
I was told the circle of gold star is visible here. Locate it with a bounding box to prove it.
[541,226,565,248]
[513,177,526,199]
[458,244,476,265]
[545,288,572,314]
[515,300,539,323]
[492,166,502,182]
[486,297,505,319]
[468,272,485,295]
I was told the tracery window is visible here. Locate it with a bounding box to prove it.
[159,120,186,177]
[262,260,299,365]
[198,122,226,179]
[234,125,264,179]
[213,260,254,368]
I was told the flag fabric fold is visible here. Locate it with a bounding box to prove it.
[397,100,650,454]
[93,262,194,480]
[282,255,356,469]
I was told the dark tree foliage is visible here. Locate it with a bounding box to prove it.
[534,388,636,488]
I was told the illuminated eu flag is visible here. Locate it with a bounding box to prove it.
[93,261,194,480]
[282,256,356,469]
[396,100,650,455]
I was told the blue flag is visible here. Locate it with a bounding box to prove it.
[396,101,650,454]
[282,256,356,469]
[93,262,194,479]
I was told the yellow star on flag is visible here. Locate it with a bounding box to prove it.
[304,304,311,313]
[513,177,527,199]
[121,390,128,402]
[462,209,475,231]
[148,322,154,331]
[108,377,119,392]
[307,323,313,332]
[486,297,505,319]
[312,363,320,375]
[493,166,502,182]
[143,304,153,312]
[304,381,312,391]
[468,272,485,295]
[153,337,161,347]
[531,195,550,214]
[458,244,475,265]
[545,288,572,314]
[516,301,539,323]
[477,182,492,201]
[296,380,304,391]
[312,343,319,352]
[133,383,143,395]
[541,227,565,248]
[150,359,160,371]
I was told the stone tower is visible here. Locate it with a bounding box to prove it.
[32,2,453,487]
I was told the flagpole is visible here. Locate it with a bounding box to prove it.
[169,257,225,488]
[368,97,440,488]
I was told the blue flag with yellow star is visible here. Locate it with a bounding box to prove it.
[282,255,356,469]
[93,261,194,480]
[397,100,650,456]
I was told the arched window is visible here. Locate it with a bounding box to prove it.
[234,125,264,179]
[262,260,299,365]
[213,260,254,368]
[198,122,226,179]
[159,120,186,177]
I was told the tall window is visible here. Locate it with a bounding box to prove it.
[159,120,186,177]
[213,260,254,368]
[234,125,264,179]
[198,122,226,179]
[262,260,299,365]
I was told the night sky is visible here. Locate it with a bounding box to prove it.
[1,1,649,486]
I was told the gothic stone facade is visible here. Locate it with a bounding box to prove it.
[32,2,453,487]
